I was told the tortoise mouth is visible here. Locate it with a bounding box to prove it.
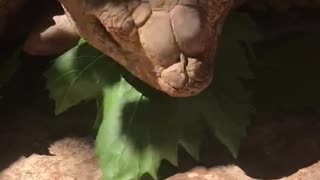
[158,53,212,97]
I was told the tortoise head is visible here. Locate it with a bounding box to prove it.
[59,0,233,97]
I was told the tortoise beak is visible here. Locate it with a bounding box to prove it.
[158,53,213,97]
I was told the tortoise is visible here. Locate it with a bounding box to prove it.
[0,0,319,97]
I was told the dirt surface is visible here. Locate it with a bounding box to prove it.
[0,137,101,180]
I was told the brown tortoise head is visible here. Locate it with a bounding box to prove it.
[59,0,233,97]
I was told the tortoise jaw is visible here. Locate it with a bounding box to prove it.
[158,54,213,97]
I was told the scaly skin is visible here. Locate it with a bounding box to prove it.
[58,0,233,97]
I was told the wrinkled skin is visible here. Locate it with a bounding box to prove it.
[57,0,233,97]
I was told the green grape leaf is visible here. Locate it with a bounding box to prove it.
[0,51,21,85]
[96,79,203,180]
[44,41,120,114]
[202,12,258,156]
[0,50,21,100]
